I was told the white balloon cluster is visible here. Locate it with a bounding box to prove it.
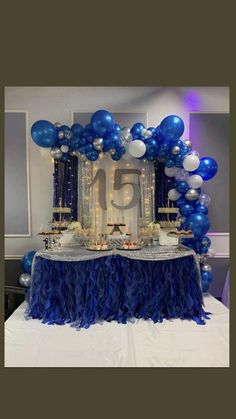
[165,152,205,204]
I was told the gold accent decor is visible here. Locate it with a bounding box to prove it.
[158,208,179,214]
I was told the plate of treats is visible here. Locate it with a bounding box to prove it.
[116,240,141,251]
[38,230,62,236]
[167,229,194,238]
[87,240,113,251]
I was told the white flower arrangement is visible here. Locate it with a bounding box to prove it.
[67,221,82,231]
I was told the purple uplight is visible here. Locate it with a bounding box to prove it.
[184,89,202,111]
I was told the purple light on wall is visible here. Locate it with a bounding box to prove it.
[184,90,202,111]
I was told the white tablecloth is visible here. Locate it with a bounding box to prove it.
[5,294,229,368]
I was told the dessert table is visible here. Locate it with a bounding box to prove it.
[26,245,209,329]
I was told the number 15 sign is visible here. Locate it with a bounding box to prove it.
[89,169,141,210]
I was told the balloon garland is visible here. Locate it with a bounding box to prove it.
[31,111,218,291]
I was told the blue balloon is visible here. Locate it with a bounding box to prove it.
[201,271,213,291]
[176,196,188,207]
[111,151,122,161]
[31,120,58,148]
[113,124,121,134]
[130,122,145,137]
[70,137,80,149]
[180,203,195,216]
[201,236,211,248]
[77,137,87,147]
[166,159,175,168]
[199,245,209,254]
[147,127,156,134]
[105,132,120,147]
[83,128,94,140]
[176,181,189,194]
[179,145,190,157]
[86,150,99,161]
[58,138,69,146]
[195,203,208,215]
[21,251,36,274]
[186,213,210,238]
[174,155,184,167]
[71,123,84,138]
[85,144,94,153]
[159,115,185,142]
[91,110,114,137]
[60,153,70,162]
[147,155,155,162]
[78,146,86,154]
[193,157,218,181]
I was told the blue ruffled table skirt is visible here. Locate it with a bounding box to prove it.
[26,253,209,329]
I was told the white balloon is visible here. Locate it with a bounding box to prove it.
[183,154,200,171]
[187,174,203,189]
[128,140,146,158]
[164,166,179,177]
[60,145,69,153]
[168,188,181,201]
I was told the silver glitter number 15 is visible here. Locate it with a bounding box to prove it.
[89,168,141,210]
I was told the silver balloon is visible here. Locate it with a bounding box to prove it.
[50,147,63,159]
[201,263,212,272]
[171,146,181,155]
[93,137,104,151]
[184,139,192,149]
[144,129,153,139]
[110,148,116,156]
[120,128,132,144]
[54,122,61,129]
[19,273,32,288]
[185,188,199,202]
[65,129,73,140]
[58,130,64,140]
[60,145,69,153]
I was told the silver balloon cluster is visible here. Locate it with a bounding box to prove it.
[119,127,133,145]
[19,273,32,287]
[93,137,104,151]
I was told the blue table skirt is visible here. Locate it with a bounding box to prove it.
[26,254,209,329]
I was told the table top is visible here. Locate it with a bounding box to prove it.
[34,244,197,263]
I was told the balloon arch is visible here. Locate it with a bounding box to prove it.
[30,110,218,291]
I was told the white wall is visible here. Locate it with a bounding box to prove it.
[5,86,229,257]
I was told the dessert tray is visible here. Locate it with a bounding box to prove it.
[116,240,141,251]
[86,240,113,251]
